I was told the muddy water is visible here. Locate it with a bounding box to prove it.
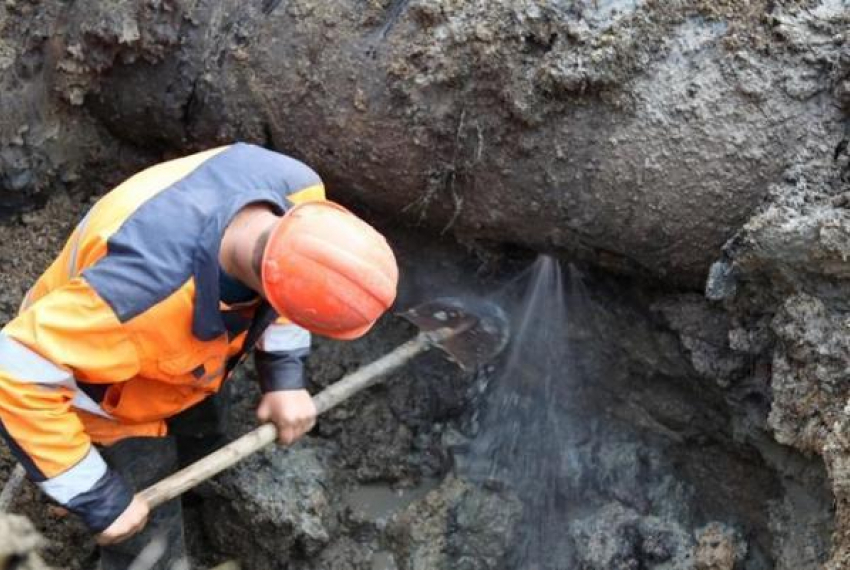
[344,479,440,570]
[344,480,440,526]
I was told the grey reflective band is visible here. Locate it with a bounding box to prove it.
[38,447,107,505]
[68,210,93,280]
[0,334,113,418]
[257,323,311,352]
[19,288,33,312]
[0,334,71,384]
[70,391,113,419]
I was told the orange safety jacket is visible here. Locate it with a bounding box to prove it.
[0,143,325,531]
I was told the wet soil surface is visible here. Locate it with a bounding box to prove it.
[0,2,848,567]
[0,196,835,569]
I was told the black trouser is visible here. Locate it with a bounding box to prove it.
[98,391,231,570]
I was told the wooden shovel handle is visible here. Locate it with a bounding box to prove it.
[139,329,452,509]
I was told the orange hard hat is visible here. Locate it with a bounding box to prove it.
[261,200,399,339]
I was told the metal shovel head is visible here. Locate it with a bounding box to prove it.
[399,297,510,371]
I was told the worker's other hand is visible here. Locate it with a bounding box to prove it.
[257,389,317,445]
[96,494,150,545]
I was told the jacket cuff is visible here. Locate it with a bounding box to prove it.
[255,348,309,392]
[66,468,133,533]
[36,447,133,533]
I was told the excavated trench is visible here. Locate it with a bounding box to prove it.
[0,207,837,570]
[2,1,850,569]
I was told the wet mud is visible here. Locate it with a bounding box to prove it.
[0,1,849,568]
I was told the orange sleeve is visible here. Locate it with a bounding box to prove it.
[0,277,138,531]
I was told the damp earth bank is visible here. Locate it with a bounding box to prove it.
[182,247,836,570]
[0,200,836,570]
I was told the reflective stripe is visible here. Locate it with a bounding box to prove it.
[68,210,93,279]
[38,447,107,505]
[0,334,71,384]
[257,324,311,352]
[0,334,113,419]
[19,288,33,312]
[71,391,113,419]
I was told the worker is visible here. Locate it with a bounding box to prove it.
[0,143,399,568]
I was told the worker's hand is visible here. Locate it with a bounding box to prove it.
[96,494,150,545]
[257,389,317,445]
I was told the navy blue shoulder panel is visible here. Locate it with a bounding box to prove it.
[83,144,322,340]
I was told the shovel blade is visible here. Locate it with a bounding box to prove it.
[400,297,509,371]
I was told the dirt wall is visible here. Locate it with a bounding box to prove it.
[3,1,848,286]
